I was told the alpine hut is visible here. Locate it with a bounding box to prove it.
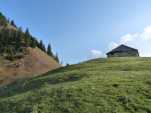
[106,44,139,57]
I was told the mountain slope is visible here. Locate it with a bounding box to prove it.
[0,12,61,85]
[0,57,151,113]
[0,47,60,86]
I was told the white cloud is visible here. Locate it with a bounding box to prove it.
[109,26,151,57]
[108,42,118,50]
[90,49,102,58]
[140,26,151,41]
[120,33,138,44]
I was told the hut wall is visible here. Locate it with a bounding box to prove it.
[108,51,139,57]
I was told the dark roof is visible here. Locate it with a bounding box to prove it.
[107,44,138,55]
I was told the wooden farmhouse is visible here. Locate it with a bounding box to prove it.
[106,44,139,57]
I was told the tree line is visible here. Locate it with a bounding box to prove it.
[0,12,59,63]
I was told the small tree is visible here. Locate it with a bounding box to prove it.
[5,47,15,60]
[10,20,16,27]
[54,53,59,63]
[38,40,46,52]
[66,63,70,66]
[30,37,37,48]
[47,43,53,56]
[24,28,31,46]
[15,30,22,51]
[0,12,7,26]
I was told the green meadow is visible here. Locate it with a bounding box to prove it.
[0,57,151,113]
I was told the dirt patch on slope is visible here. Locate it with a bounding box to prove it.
[0,47,61,86]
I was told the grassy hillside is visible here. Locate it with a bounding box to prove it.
[0,57,151,113]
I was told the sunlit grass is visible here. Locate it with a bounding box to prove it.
[0,57,151,113]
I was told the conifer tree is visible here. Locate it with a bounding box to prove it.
[0,12,7,26]
[47,43,53,56]
[24,28,31,46]
[30,37,37,48]
[5,47,14,60]
[15,30,22,51]
[10,20,16,27]
[54,53,59,63]
[39,40,46,52]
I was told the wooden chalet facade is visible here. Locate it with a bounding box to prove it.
[106,44,139,57]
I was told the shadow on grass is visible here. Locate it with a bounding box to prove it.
[0,65,87,98]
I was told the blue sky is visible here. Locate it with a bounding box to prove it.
[0,0,151,64]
